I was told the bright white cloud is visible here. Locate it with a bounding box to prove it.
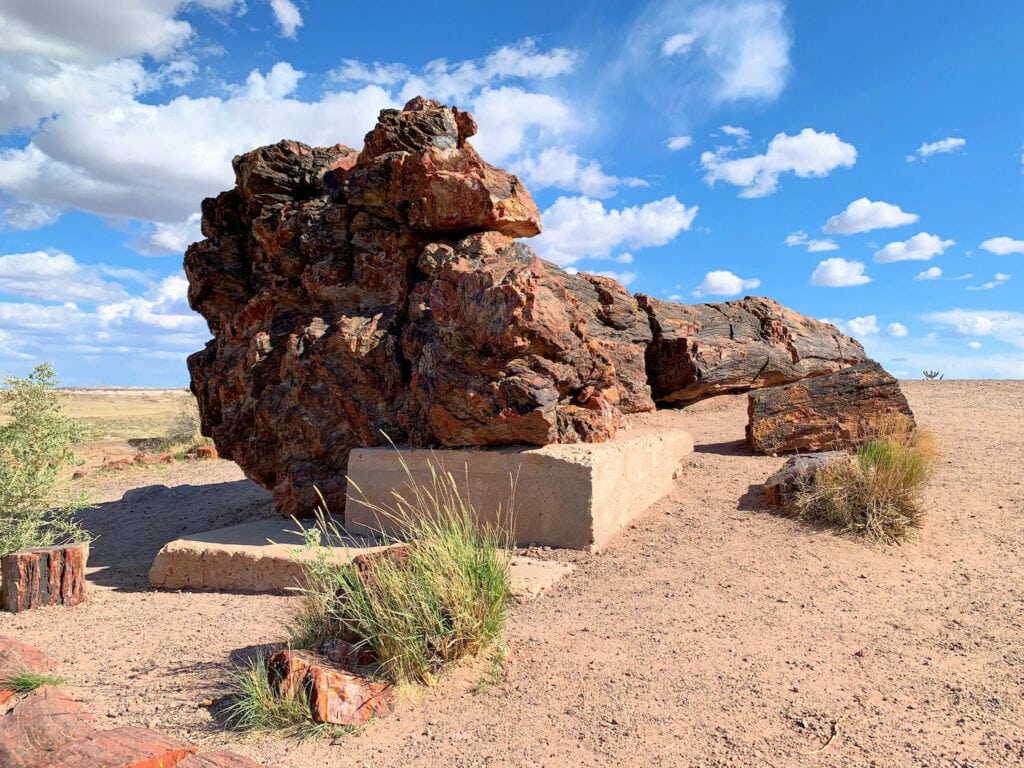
[785,230,838,252]
[128,213,203,256]
[661,32,697,57]
[533,195,698,267]
[667,135,693,151]
[469,86,574,161]
[915,266,943,281]
[888,322,908,338]
[967,341,982,349]
[514,147,644,198]
[0,0,241,65]
[907,136,966,162]
[980,236,1024,255]
[620,0,791,127]
[809,257,870,287]
[591,269,638,286]
[822,197,919,235]
[720,125,750,140]
[846,315,880,336]
[874,232,954,263]
[269,0,303,38]
[922,309,1024,347]
[614,252,634,264]
[692,270,760,298]
[967,273,1011,291]
[0,251,128,303]
[701,128,856,197]
[240,62,304,100]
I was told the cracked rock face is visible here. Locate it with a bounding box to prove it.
[185,97,869,518]
[638,295,866,405]
[185,98,654,516]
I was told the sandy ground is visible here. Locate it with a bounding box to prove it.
[2,380,1022,767]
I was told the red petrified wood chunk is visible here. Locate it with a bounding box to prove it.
[0,686,97,768]
[197,445,218,460]
[1,543,88,613]
[0,636,56,704]
[267,649,395,726]
[176,751,272,767]
[44,726,197,768]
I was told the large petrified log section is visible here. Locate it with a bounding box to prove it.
[747,360,915,454]
[186,97,869,517]
[1,544,88,613]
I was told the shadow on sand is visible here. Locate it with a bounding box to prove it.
[80,479,273,592]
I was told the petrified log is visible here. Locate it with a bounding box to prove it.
[44,726,197,768]
[763,451,852,506]
[639,295,865,405]
[186,97,650,517]
[177,753,274,768]
[0,686,97,768]
[1,544,88,613]
[747,360,915,454]
[268,649,395,725]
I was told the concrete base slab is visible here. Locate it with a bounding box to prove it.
[148,519,572,600]
[346,421,693,550]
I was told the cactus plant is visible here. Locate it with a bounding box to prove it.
[922,370,944,380]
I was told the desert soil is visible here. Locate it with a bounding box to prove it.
[2,380,1022,767]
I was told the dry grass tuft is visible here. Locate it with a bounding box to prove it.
[785,414,938,543]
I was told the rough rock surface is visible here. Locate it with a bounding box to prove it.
[268,649,395,726]
[0,687,96,768]
[186,98,652,516]
[639,295,866,405]
[763,451,852,506]
[1,544,88,613]
[747,360,915,454]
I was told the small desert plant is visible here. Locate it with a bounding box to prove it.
[922,370,944,380]
[288,452,513,687]
[159,395,213,455]
[2,670,66,693]
[784,414,937,543]
[0,363,91,558]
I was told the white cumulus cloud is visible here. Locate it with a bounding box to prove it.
[667,135,693,151]
[692,270,760,298]
[809,257,870,287]
[514,147,644,199]
[888,322,908,338]
[785,230,839,252]
[915,266,943,281]
[533,195,698,267]
[907,136,966,162]
[0,250,129,303]
[922,309,1024,347]
[701,128,856,198]
[980,236,1024,255]
[822,197,919,234]
[874,232,954,263]
[269,0,303,38]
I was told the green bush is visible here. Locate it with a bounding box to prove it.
[784,415,937,543]
[0,363,91,557]
[1,670,66,693]
[288,456,513,687]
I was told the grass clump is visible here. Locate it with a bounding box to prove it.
[289,454,513,688]
[785,414,938,544]
[0,362,91,558]
[2,670,66,693]
[159,395,213,456]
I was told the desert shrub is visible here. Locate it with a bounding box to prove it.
[784,415,937,543]
[288,456,513,687]
[1,670,66,693]
[0,363,91,557]
[160,394,213,455]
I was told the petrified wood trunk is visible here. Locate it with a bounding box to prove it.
[747,360,915,454]
[762,451,852,505]
[639,295,865,405]
[1,543,88,613]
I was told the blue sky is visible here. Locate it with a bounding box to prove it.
[0,0,1021,386]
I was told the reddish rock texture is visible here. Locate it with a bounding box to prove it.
[44,726,197,768]
[177,752,270,768]
[268,649,395,725]
[1,544,88,613]
[747,360,915,454]
[639,295,866,405]
[186,97,648,517]
[0,687,96,768]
